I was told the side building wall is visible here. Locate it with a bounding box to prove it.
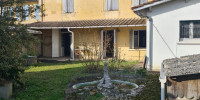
[146,0,200,70]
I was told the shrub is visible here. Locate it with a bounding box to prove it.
[135,68,147,76]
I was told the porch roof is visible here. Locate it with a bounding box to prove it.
[27,18,146,29]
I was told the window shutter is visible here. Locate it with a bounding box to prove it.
[63,0,67,13]
[105,0,111,11]
[112,0,119,10]
[133,0,140,7]
[68,0,74,13]
[134,31,139,48]
[129,30,133,49]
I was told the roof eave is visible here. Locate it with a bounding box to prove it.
[133,0,172,12]
[29,24,146,29]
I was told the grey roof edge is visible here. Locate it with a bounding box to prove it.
[134,0,172,12]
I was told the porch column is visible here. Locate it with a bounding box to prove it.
[52,29,60,57]
[68,28,74,60]
[114,29,117,59]
[100,30,104,59]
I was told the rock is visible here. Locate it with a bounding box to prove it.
[89,89,96,95]
[78,92,84,95]
[65,88,76,94]
[83,87,90,91]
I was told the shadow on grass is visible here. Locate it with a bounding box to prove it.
[14,66,84,100]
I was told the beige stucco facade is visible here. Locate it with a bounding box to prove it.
[39,0,141,21]
[28,0,151,61]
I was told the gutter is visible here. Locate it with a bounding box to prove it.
[134,0,171,12]
[29,24,146,29]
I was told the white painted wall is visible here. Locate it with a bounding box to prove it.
[146,0,200,70]
[52,29,60,57]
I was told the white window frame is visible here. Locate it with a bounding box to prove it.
[130,30,146,50]
[179,20,200,43]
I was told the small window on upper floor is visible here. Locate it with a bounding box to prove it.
[180,20,200,40]
[63,0,74,13]
[105,0,119,11]
[133,0,148,7]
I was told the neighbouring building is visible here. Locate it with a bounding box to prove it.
[133,0,200,70]
[27,0,154,61]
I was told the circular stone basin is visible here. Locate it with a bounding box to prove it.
[72,80,138,89]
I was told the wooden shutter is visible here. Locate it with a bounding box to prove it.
[112,0,119,10]
[133,0,140,7]
[105,0,111,11]
[129,30,133,49]
[68,0,74,13]
[134,31,139,48]
[63,0,67,13]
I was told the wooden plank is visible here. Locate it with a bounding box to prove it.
[198,79,200,99]
[183,80,188,99]
[185,80,195,99]
[167,81,178,99]
[193,80,198,100]
[177,81,184,98]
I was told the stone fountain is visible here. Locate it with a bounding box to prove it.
[97,62,112,89]
[67,62,145,99]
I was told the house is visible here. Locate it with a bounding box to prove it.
[27,0,153,61]
[133,0,200,71]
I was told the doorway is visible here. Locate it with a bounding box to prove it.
[61,33,71,57]
[103,30,114,58]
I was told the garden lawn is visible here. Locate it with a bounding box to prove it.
[14,62,84,100]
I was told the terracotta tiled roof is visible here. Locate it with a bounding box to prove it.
[132,0,161,9]
[28,18,146,29]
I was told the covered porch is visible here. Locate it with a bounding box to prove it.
[28,18,146,61]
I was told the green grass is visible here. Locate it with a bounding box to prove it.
[14,62,84,100]
[13,61,160,100]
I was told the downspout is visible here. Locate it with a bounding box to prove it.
[135,11,167,100]
[68,28,75,61]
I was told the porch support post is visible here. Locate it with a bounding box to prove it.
[114,29,117,59]
[159,63,166,100]
[52,29,60,57]
[100,30,104,60]
[68,28,74,61]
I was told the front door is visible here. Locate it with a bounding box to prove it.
[61,33,71,57]
[102,30,117,58]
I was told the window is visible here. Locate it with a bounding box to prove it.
[105,0,119,11]
[180,20,200,39]
[25,5,29,20]
[35,4,39,20]
[130,30,146,49]
[63,0,74,13]
[133,0,148,7]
